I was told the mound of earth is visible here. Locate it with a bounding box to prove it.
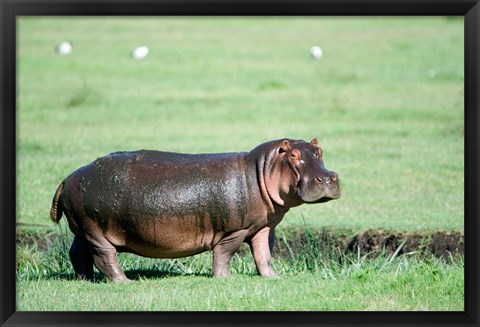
[16,224,464,260]
[345,229,464,260]
[269,228,463,261]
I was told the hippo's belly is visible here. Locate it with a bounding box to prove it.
[106,213,220,259]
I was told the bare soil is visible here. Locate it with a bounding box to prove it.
[269,228,464,261]
[345,229,464,260]
[17,224,464,260]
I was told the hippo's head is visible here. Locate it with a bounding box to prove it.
[253,138,340,210]
[285,138,340,203]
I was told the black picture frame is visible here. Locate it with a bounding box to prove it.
[1,1,479,326]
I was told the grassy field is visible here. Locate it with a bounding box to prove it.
[18,260,463,311]
[16,17,464,311]
[17,224,464,311]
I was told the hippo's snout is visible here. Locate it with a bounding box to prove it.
[300,168,340,203]
[314,171,338,186]
[320,172,341,202]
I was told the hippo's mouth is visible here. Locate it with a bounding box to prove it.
[311,196,336,204]
[306,194,340,204]
[300,187,341,204]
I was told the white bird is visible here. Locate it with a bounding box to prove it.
[55,41,73,56]
[131,46,149,60]
[310,45,323,60]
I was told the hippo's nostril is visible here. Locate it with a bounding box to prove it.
[331,173,337,182]
[315,177,323,184]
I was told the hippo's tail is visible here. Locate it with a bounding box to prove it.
[50,181,65,223]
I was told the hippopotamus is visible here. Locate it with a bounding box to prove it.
[50,138,340,282]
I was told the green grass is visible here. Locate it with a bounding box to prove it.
[17,223,464,311]
[16,17,464,311]
[17,265,464,311]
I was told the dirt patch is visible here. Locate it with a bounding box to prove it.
[16,225,59,251]
[270,228,464,261]
[429,231,464,260]
[345,229,464,259]
[17,224,464,261]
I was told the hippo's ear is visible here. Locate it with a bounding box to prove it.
[278,139,290,154]
[311,138,318,147]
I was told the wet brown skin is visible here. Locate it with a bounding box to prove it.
[50,138,340,282]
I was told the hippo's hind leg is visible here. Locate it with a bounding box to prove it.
[69,236,94,280]
[86,235,131,283]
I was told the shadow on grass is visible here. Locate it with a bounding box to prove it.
[46,269,212,283]
[124,269,211,280]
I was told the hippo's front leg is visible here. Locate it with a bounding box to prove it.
[248,227,278,278]
[212,228,250,277]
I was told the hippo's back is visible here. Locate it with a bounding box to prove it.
[63,149,249,216]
